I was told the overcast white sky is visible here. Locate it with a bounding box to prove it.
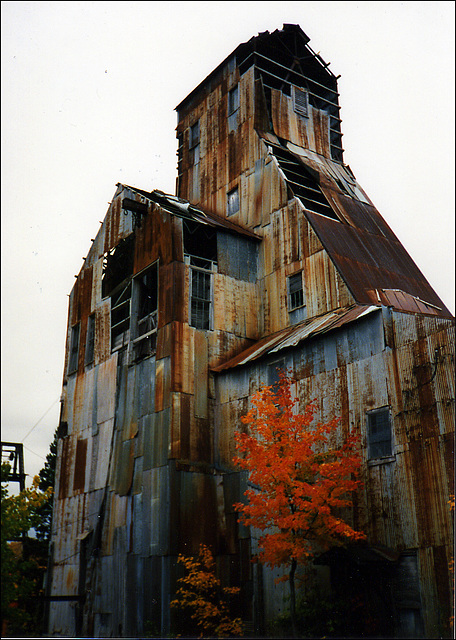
[1,1,454,486]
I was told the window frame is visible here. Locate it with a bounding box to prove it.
[129,261,159,362]
[366,406,394,462]
[187,256,216,331]
[287,271,306,311]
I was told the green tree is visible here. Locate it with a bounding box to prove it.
[233,373,365,636]
[1,463,52,636]
[170,544,243,638]
[35,427,58,543]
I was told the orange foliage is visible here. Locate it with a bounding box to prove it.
[170,544,243,637]
[233,372,365,576]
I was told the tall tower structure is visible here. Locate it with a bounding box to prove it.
[48,25,454,639]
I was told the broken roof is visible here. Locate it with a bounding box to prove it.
[261,137,453,318]
[118,184,261,241]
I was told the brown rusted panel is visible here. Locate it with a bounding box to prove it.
[305,210,452,317]
[73,438,87,494]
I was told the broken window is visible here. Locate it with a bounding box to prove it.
[268,143,340,221]
[85,314,95,366]
[287,272,305,310]
[183,219,217,263]
[131,262,158,361]
[227,186,240,216]
[102,235,134,299]
[292,86,308,118]
[68,323,80,375]
[367,407,393,459]
[111,282,131,351]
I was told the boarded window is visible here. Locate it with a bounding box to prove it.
[189,120,200,149]
[68,323,80,374]
[293,86,308,117]
[85,314,95,366]
[190,268,212,330]
[73,438,87,493]
[367,407,392,459]
[288,272,305,310]
[228,84,239,115]
[227,186,240,216]
[131,262,158,361]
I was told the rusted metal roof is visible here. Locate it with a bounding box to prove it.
[118,184,261,241]
[212,304,379,372]
[258,138,453,319]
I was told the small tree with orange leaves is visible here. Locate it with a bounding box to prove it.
[170,544,243,638]
[233,372,365,635]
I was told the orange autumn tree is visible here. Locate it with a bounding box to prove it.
[233,372,365,633]
[170,544,243,638]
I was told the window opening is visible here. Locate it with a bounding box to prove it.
[111,282,131,351]
[85,314,95,366]
[227,186,240,217]
[183,219,217,263]
[268,143,340,221]
[68,323,80,375]
[228,84,240,116]
[189,120,200,149]
[288,272,305,310]
[190,267,212,330]
[102,235,134,298]
[131,263,158,361]
[367,407,392,459]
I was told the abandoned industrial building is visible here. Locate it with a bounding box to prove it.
[47,24,454,638]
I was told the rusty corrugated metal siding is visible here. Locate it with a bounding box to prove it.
[50,24,453,640]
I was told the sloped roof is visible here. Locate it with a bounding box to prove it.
[261,137,453,318]
[118,184,261,241]
[212,304,379,372]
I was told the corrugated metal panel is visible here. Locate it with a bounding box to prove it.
[213,304,379,371]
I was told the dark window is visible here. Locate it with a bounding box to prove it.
[367,407,392,459]
[68,323,80,374]
[85,314,95,366]
[288,272,305,310]
[293,86,308,117]
[227,186,240,216]
[131,263,158,361]
[102,235,134,298]
[190,268,211,330]
[228,84,239,116]
[183,220,217,263]
[189,120,200,149]
[111,283,131,351]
